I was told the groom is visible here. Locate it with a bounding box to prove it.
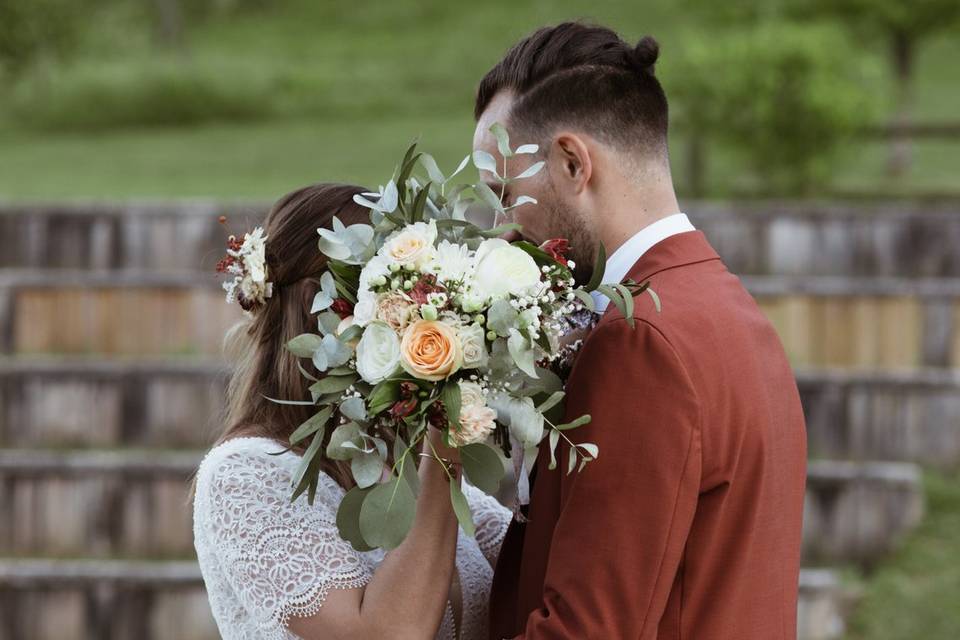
[474,22,807,639]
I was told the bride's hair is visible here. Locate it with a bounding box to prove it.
[214,183,370,490]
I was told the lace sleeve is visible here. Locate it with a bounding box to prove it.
[198,444,374,637]
[463,483,512,567]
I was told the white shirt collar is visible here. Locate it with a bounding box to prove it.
[591,213,696,313]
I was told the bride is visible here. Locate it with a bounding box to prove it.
[192,183,512,640]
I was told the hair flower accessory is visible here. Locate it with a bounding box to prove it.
[216,225,274,312]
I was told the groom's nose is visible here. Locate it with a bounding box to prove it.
[499,228,523,243]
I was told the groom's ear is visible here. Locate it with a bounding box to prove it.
[554,133,593,194]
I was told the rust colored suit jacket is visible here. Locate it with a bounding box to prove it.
[489,231,807,640]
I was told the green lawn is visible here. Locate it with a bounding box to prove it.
[0,0,957,200]
[845,470,960,640]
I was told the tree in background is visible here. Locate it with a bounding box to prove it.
[0,0,85,76]
[665,23,871,196]
[794,0,960,176]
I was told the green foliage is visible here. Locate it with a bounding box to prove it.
[795,0,960,42]
[6,58,276,131]
[665,23,875,194]
[845,470,960,639]
[0,0,86,75]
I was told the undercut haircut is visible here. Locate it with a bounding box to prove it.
[475,22,669,160]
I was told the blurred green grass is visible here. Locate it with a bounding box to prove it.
[844,470,960,640]
[0,0,957,199]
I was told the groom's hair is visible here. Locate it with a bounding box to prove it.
[475,22,669,161]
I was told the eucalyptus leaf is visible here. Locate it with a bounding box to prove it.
[514,161,545,180]
[567,446,577,475]
[309,374,357,396]
[336,486,374,551]
[515,143,539,155]
[351,451,384,489]
[489,122,512,159]
[287,333,323,357]
[556,415,592,431]
[441,382,462,433]
[449,154,471,180]
[571,288,596,312]
[647,287,662,313]
[536,391,565,414]
[584,243,607,293]
[289,406,333,445]
[507,329,538,379]
[317,229,352,260]
[394,435,420,494]
[449,480,476,537]
[340,396,367,422]
[578,443,599,459]
[487,299,519,337]
[472,150,499,175]
[511,195,538,208]
[460,443,504,494]
[420,154,446,184]
[359,476,416,550]
[291,426,325,492]
[317,311,342,336]
[311,291,333,314]
[326,422,361,460]
[474,181,504,213]
[548,428,560,470]
[613,282,636,328]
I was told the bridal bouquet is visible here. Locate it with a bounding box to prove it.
[275,129,653,551]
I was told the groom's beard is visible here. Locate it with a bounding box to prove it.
[539,192,597,286]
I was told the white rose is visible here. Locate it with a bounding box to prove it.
[474,241,541,300]
[355,321,401,384]
[459,323,489,370]
[379,220,438,268]
[352,292,378,327]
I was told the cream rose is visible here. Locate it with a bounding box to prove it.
[453,381,497,446]
[400,319,463,381]
[473,240,541,300]
[453,403,498,446]
[458,322,488,370]
[375,291,417,333]
[355,321,401,384]
[379,220,438,268]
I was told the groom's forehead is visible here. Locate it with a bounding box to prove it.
[472,92,515,153]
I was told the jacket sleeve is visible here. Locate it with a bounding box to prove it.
[517,318,702,639]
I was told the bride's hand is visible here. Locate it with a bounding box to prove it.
[423,425,462,466]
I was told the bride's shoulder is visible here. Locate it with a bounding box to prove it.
[198,435,291,475]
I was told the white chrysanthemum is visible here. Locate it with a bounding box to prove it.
[432,239,475,283]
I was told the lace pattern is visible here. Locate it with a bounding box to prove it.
[193,437,512,640]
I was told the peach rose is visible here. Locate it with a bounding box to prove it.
[400,319,464,381]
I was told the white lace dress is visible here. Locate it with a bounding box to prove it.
[192,436,511,640]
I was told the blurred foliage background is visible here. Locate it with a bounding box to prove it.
[0,0,957,200]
